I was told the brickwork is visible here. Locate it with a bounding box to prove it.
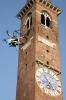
[16,0,63,100]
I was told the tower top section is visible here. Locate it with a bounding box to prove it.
[17,0,62,19]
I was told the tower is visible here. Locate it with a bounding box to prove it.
[16,0,63,100]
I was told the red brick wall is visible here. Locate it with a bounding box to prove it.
[16,1,63,100]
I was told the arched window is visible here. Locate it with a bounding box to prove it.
[27,12,32,30]
[41,11,52,29]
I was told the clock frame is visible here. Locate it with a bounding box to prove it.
[35,67,62,96]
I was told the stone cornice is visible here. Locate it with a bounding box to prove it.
[16,0,62,19]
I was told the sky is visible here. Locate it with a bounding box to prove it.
[0,0,66,100]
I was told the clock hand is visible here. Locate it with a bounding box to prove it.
[43,75,52,89]
[47,82,51,89]
[44,75,49,82]
[48,79,56,90]
[46,81,54,90]
[44,75,54,90]
[48,82,54,90]
[40,75,50,86]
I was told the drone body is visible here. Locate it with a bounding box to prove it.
[3,30,28,47]
[4,30,20,47]
[6,37,18,47]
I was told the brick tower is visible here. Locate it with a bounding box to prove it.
[16,0,63,100]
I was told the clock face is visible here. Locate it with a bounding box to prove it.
[35,67,62,96]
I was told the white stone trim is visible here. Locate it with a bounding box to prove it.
[38,35,56,48]
[22,37,33,51]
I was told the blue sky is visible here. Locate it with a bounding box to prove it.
[0,0,66,100]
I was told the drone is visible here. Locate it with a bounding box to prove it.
[3,30,20,47]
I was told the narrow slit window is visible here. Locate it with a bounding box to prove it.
[46,50,49,53]
[46,35,49,39]
[47,61,49,65]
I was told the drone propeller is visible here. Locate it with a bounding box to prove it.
[3,39,7,43]
[13,29,20,37]
[6,30,12,37]
[14,29,20,34]
[6,30,8,34]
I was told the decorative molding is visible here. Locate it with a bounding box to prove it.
[22,37,33,51]
[16,0,62,19]
[38,35,56,48]
[36,59,61,74]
